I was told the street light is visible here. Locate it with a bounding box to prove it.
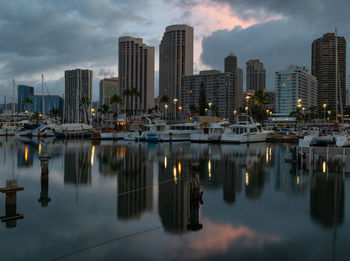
[323,104,327,122]
[173,98,178,121]
[164,104,168,120]
[208,102,212,116]
[297,99,302,109]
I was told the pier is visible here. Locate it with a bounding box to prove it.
[0,180,24,228]
[297,146,350,173]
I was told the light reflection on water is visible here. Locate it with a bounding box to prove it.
[0,137,349,260]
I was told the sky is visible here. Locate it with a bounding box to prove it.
[0,0,349,102]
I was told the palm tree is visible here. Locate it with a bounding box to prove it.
[130,87,140,118]
[188,104,198,115]
[31,112,41,125]
[290,107,305,122]
[122,88,131,119]
[50,108,60,121]
[160,95,170,119]
[210,104,219,117]
[98,104,111,125]
[22,96,33,112]
[251,90,271,122]
[160,95,170,105]
[253,90,270,107]
[80,96,91,124]
[110,94,123,121]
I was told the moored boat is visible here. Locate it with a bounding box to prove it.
[221,115,270,143]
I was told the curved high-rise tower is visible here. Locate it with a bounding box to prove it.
[159,24,194,119]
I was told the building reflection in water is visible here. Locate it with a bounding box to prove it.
[310,173,344,228]
[0,180,24,228]
[244,145,266,200]
[223,160,242,205]
[64,143,91,185]
[158,145,204,234]
[158,153,189,234]
[98,144,122,176]
[38,153,51,207]
[117,145,153,220]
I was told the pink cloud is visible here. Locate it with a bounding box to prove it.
[173,0,282,71]
[169,218,281,259]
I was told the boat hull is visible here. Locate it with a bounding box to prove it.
[221,132,269,143]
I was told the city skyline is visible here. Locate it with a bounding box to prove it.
[1,0,350,102]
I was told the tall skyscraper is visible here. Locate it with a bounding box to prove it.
[159,24,194,119]
[276,65,317,114]
[17,85,34,113]
[312,32,346,111]
[64,69,92,123]
[118,37,154,115]
[246,59,266,92]
[224,53,243,112]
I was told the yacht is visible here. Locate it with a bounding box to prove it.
[221,115,270,143]
[145,122,198,142]
[336,127,350,147]
[54,123,94,138]
[299,127,338,147]
[91,126,115,140]
[190,122,227,142]
[113,120,142,140]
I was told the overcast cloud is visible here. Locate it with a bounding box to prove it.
[201,0,350,90]
[0,0,349,100]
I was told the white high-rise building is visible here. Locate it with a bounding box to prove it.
[276,65,317,115]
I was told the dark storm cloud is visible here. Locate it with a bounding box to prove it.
[0,0,149,97]
[200,0,350,90]
[212,0,349,22]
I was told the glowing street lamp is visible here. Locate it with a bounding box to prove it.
[173,98,178,121]
[164,104,168,120]
[297,99,302,108]
[323,104,327,121]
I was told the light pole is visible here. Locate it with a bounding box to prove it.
[323,104,327,122]
[245,96,250,114]
[164,104,168,120]
[91,108,95,125]
[208,102,212,116]
[328,110,331,121]
[173,98,178,121]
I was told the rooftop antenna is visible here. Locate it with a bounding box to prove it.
[42,74,45,115]
[12,79,15,114]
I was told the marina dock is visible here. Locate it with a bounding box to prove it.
[296,146,350,173]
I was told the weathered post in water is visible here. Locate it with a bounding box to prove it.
[38,152,52,207]
[0,180,24,228]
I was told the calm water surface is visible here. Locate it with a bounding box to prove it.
[0,138,349,261]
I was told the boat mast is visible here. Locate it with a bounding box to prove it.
[42,74,45,116]
[12,79,15,115]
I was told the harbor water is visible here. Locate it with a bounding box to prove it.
[0,138,350,260]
